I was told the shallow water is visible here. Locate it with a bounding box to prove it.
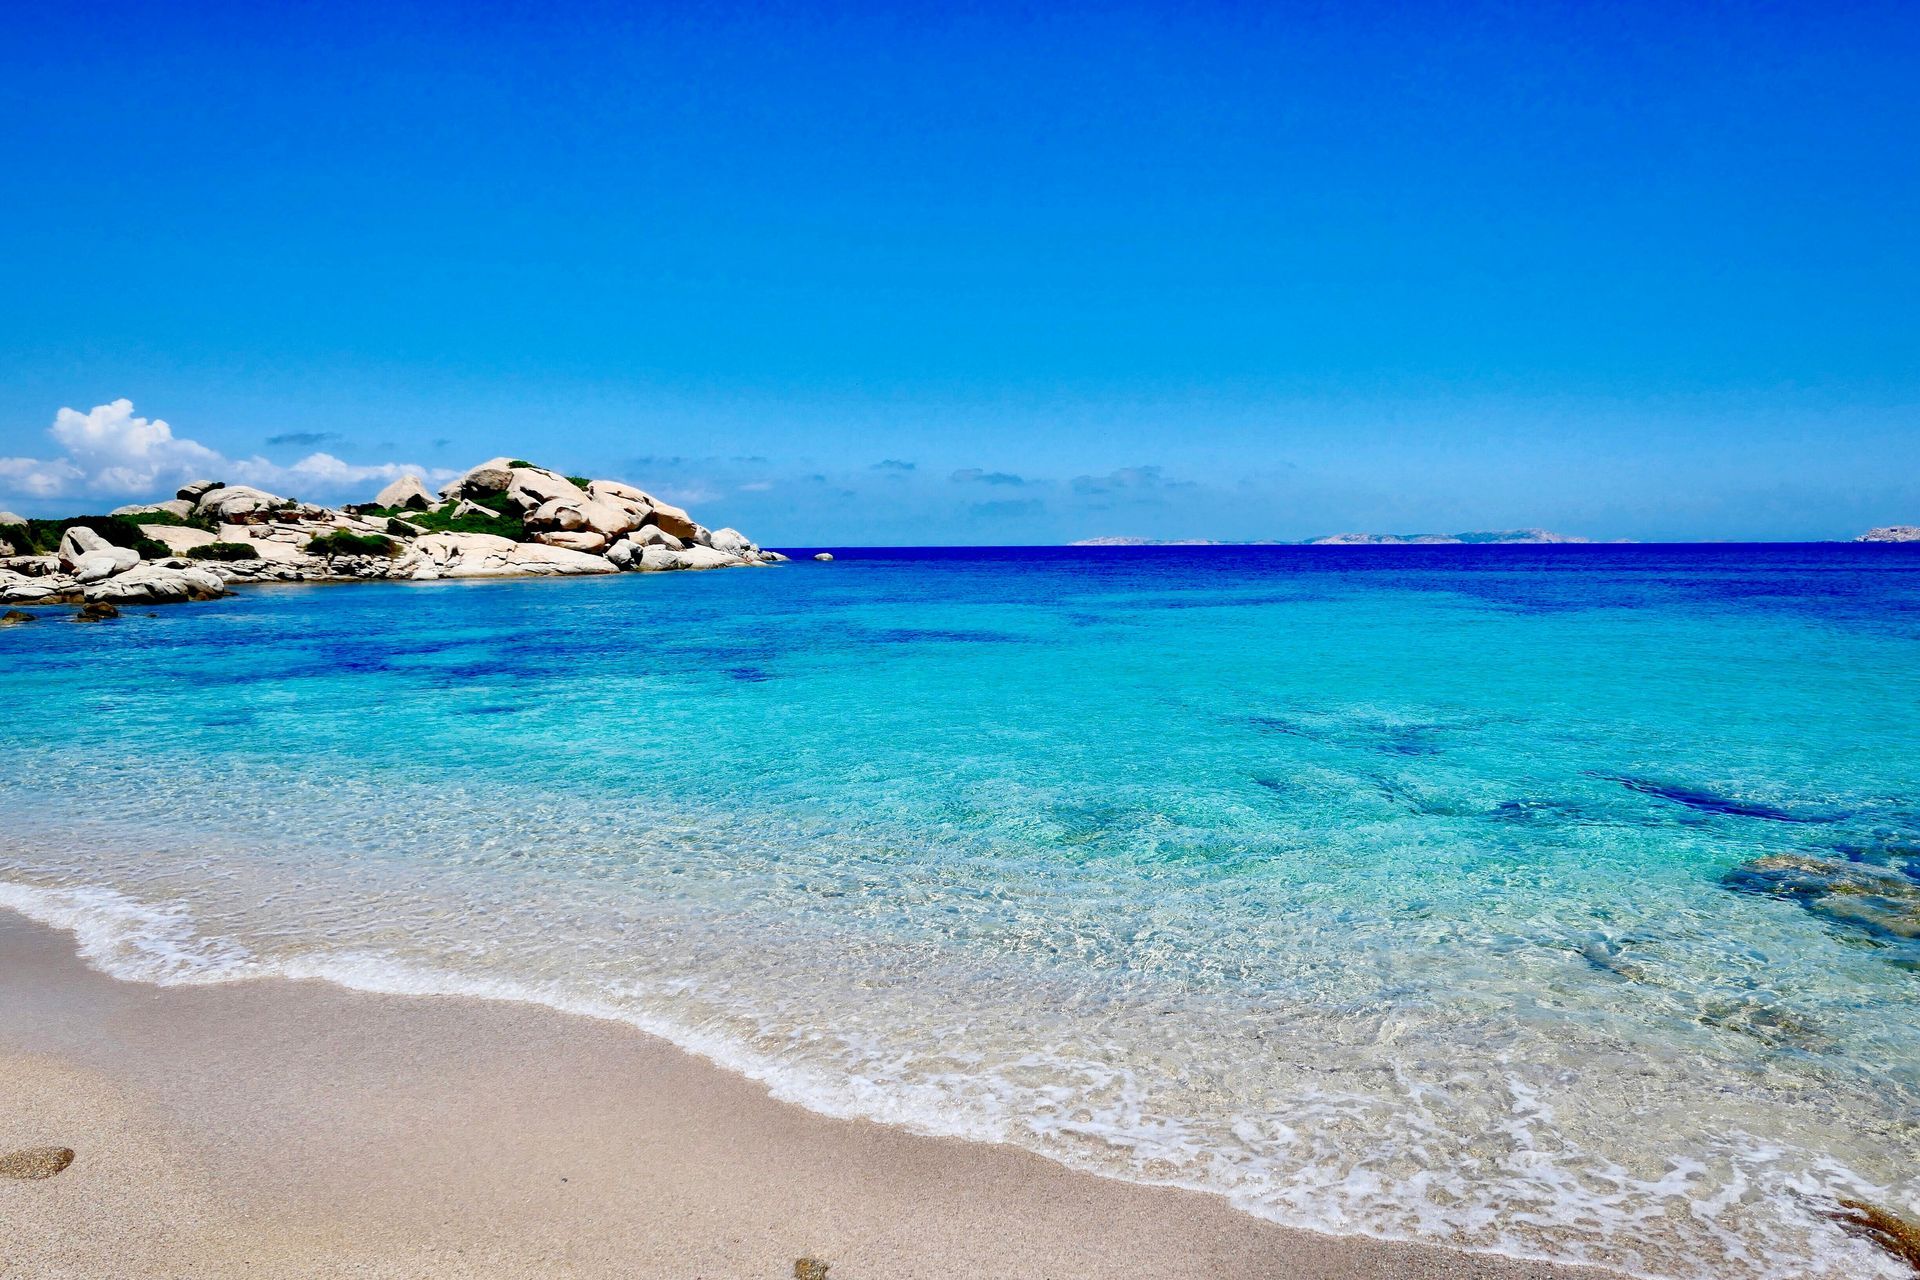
[4,545,1918,1279]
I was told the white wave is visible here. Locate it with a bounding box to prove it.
[0,876,1907,1280]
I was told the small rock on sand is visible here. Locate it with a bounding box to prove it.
[793,1259,830,1280]
[0,1146,75,1180]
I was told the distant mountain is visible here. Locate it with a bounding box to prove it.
[1858,526,1920,542]
[1068,536,1241,546]
[1308,529,1591,546]
[1068,530,1592,547]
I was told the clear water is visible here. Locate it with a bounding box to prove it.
[4,545,1918,1279]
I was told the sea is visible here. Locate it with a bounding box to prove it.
[3,544,1916,1278]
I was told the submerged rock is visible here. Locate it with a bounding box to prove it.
[75,601,121,622]
[0,608,34,625]
[1723,853,1920,944]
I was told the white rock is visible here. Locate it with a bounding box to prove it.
[680,544,747,569]
[708,527,755,556]
[813,552,835,561]
[0,511,25,526]
[175,480,223,502]
[633,526,684,550]
[75,549,139,582]
[197,485,287,520]
[215,526,311,565]
[0,572,71,603]
[111,499,195,519]
[535,529,610,553]
[82,563,226,604]
[586,479,655,506]
[639,544,745,571]
[373,475,435,510]
[605,537,639,569]
[644,501,698,541]
[451,499,497,519]
[402,532,614,578]
[57,526,113,570]
[439,457,519,499]
[638,545,690,571]
[505,466,581,511]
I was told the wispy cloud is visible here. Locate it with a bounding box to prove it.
[950,468,1027,486]
[265,430,339,447]
[0,400,449,504]
[1070,465,1193,496]
[871,459,916,472]
[968,498,1043,519]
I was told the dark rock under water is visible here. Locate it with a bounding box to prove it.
[1722,853,1920,950]
[1598,774,1848,824]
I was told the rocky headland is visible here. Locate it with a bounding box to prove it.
[0,457,787,609]
[1858,526,1920,542]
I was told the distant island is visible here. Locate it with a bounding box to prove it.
[1071,529,1593,547]
[1858,526,1920,542]
[0,457,787,613]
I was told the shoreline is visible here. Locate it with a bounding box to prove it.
[0,908,1625,1280]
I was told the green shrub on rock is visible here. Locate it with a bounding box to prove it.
[127,510,217,532]
[19,515,172,561]
[187,541,262,562]
[306,530,397,558]
[364,493,525,541]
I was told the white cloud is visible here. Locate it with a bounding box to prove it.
[1,400,452,505]
[0,455,84,497]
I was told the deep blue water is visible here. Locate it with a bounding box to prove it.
[3,544,1917,1278]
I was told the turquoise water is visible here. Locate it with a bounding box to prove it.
[3,545,1918,1278]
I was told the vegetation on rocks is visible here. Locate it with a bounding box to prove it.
[126,509,217,532]
[364,491,526,541]
[4,515,172,561]
[186,541,262,561]
[307,530,398,558]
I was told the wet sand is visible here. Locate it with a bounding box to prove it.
[0,910,1623,1279]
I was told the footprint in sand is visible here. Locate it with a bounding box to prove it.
[0,1147,75,1180]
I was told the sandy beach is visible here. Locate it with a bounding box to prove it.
[0,910,1625,1280]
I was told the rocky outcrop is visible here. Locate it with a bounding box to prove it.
[401,532,618,579]
[111,499,195,519]
[82,563,227,604]
[1859,526,1920,543]
[197,485,290,522]
[373,475,435,510]
[0,455,785,614]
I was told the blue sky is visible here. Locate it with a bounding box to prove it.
[2,0,1915,542]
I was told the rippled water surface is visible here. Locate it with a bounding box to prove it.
[4,545,1918,1278]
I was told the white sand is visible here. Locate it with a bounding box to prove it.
[0,911,1622,1279]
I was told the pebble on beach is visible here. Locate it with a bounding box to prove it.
[0,1146,75,1180]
